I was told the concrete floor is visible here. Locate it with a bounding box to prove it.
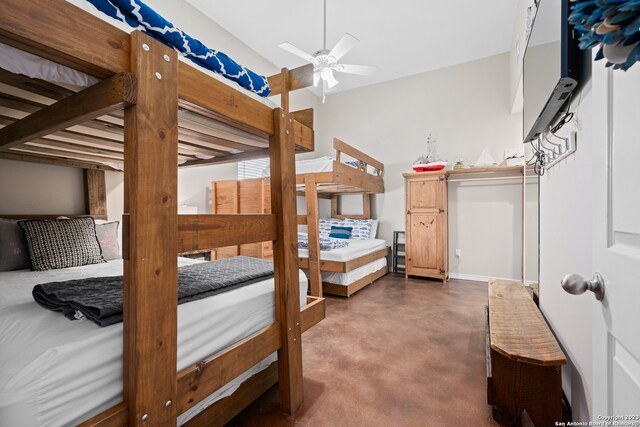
[228,275,508,427]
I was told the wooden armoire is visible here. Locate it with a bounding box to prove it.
[210,178,273,260]
[403,171,448,281]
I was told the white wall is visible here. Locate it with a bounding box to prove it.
[0,159,85,214]
[523,171,539,283]
[509,0,531,113]
[315,53,524,280]
[539,78,593,420]
[448,175,523,280]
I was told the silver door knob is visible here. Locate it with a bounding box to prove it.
[561,272,605,301]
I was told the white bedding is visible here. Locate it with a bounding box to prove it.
[322,258,387,286]
[0,258,308,426]
[298,238,387,262]
[262,156,380,177]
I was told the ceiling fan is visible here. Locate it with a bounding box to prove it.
[278,0,376,101]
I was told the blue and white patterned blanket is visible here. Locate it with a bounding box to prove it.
[85,0,271,96]
[298,233,349,251]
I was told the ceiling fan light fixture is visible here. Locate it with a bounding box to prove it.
[320,67,333,81]
[277,0,376,99]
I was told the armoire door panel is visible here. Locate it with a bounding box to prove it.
[407,213,441,271]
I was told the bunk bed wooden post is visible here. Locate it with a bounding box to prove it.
[122,32,179,426]
[305,175,323,297]
[84,169,108,219]
[269,68,304,413]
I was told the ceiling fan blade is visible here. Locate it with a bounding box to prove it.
[329,33,359,60]
[313,72,320,87]
[326,73,339,89]
[336,64,377,76]
[278,42,316,63]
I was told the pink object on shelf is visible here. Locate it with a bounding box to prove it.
[412,161,446,172]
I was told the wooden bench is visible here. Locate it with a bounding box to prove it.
[486,279,567,427]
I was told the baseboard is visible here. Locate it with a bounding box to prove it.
[449,273,521,283]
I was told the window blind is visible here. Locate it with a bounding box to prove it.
[237,158,269,179]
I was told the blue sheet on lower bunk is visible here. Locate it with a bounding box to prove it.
[85,0,272,96]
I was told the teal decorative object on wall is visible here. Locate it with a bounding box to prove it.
[569,0,640,70]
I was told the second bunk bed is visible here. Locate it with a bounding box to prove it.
[295,138,388,297]
[210,138,388,297]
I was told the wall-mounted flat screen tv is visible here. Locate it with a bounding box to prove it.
[523,0,582,143]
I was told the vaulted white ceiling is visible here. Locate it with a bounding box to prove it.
[188,0,519,94]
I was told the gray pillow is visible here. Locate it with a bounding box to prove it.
[96,221,121,261]
[18,217,106,271]
[0,219,32,271]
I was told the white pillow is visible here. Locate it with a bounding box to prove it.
[320,217,378,239]
[342,218,373,240]
[369,219,378,239]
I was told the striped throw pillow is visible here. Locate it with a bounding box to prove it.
[329,226,353,239]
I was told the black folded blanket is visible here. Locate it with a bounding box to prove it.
[32,256,274,327]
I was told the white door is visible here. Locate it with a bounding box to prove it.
[591,60,640,415]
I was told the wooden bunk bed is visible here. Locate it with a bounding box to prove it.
[208,139,388,298]
[296,138,388,297]
[0,1,324,425]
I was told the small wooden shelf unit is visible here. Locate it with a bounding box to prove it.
[392,231,406,274]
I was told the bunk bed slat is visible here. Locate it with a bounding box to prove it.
[0,67,74,100]
[177,214,277,251]
[182,362,279,427]
[11,144,122,164]
[122,32,178,426]
[332,161,385,193]
[176,322,282,414]
[333,137,384,173]
[0,150,117,171]
[0,72,135,150]
[0,0,129,78]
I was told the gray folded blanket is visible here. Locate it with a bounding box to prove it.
[32,256,274,327]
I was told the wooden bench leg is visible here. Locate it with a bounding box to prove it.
[490,349,563,427]
[490,349,522,424]
[521,364,563,427]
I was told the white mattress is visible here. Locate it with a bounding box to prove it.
[298,238,387,262]
[0,258,308,426]
[322,258,387,286]
[262,156,380,177]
